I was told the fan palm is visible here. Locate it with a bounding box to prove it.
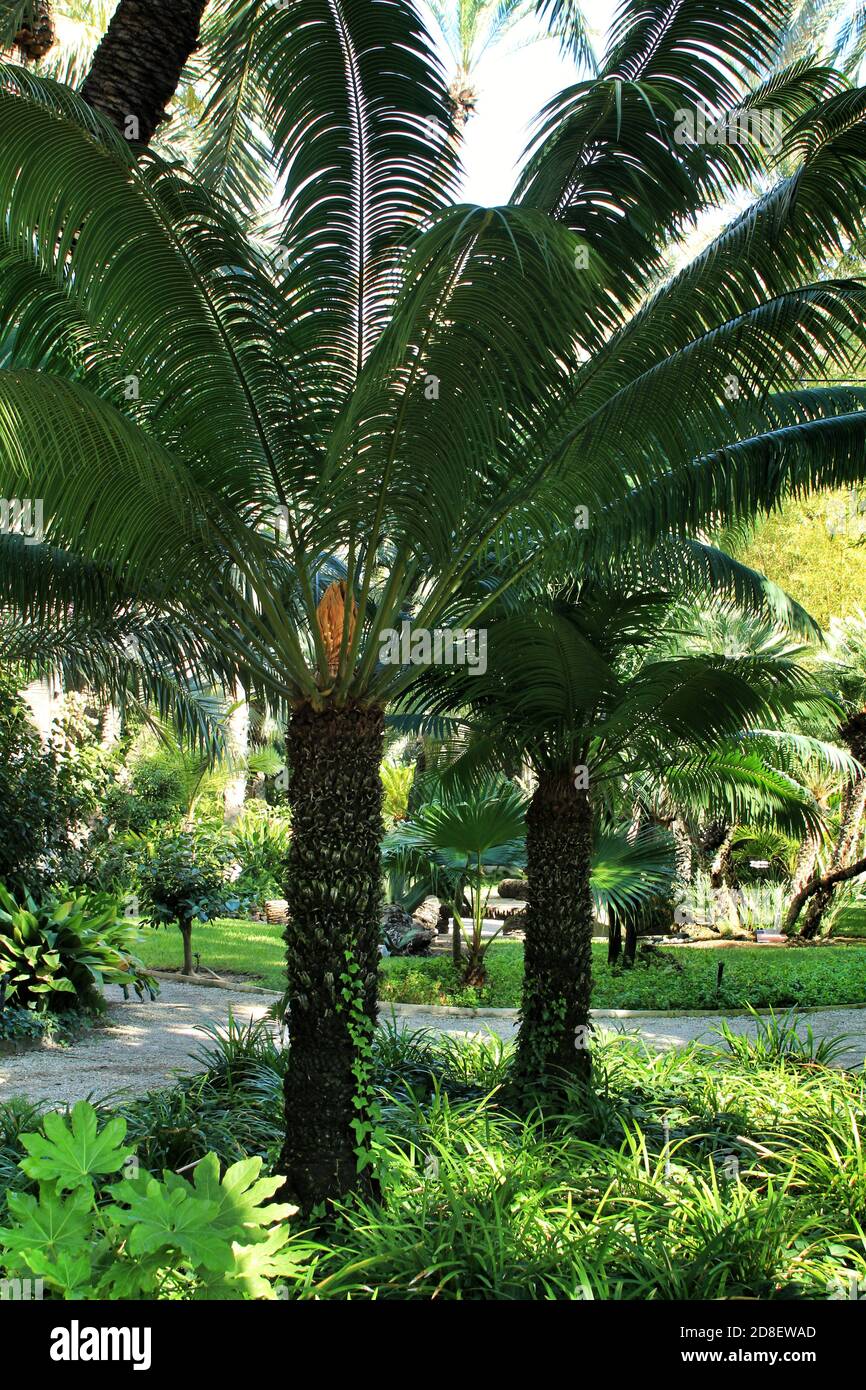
[385,779,527,980]
[4,0,866,1199]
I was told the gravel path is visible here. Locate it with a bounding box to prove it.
[2,985,865,1108]
[388,1005,866,1068]
[0,983,272,1107]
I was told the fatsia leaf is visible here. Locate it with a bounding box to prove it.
[18,1103,134,1192]
[108,1181,227,1269]
[199,1225,310,1301]
[21,1248,94,1300]
[0,1185,93,1257]
[184,1152,296,1237]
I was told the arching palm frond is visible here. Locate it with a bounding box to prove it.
[590,823,674,919]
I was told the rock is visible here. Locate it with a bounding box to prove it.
[502,910,526,933]
[497,878,529,901]
[411,895,451,934]
[681,923,720,941]
[380,903,436,956]
[719,923,754,941]
[412,896,442,931]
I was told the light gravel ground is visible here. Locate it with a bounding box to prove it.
[2,985,865,1109]
[0,982,272,1108]
[390,1005,866,1069]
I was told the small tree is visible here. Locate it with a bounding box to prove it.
[136,828,239,976]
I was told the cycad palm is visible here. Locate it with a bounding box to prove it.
[3,0,866,1201]
[411,561,845,1091]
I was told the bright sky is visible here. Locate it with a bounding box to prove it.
[445,0,614,205]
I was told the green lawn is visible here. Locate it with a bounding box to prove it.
[380,941,866,1009]
[134,919,866,1011]
[134,918,287,990]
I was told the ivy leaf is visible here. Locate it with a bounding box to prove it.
[19,1102,134,1191]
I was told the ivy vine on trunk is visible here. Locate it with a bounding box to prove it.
[513,771,594,1095]
[278,701,384,1212]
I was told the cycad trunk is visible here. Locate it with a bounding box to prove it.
[800,775,866,936]
[279,701,384,1211]
[791,829,822,895]
[14,1,55,61]
[709,825,739,926]
[406,736,427,817]
[513,770,593,1093]
[81,0,208,146]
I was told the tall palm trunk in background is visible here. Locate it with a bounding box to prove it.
[81,0,208,144]
[223,682,248,824]
[279,702,385,1211]
[513,770,593,1093]
[709,824,740,927]
[791,827,822,895]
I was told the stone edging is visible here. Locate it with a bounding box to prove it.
[148,973,866,1020]
[380,1001,866,1021]
[150,970,280,997]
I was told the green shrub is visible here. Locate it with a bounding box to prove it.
[0,1006,82,1046]
[0,681,119,896]
[136,828,249,973]
[2,1027,866,1300]
[380,761,414,825]
[230,804,291,907]
[0,677,67,895]
[0,884,157,1013]
[0,1102,309,1299]
[104,759,187,834]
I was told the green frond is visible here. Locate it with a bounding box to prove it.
[265,0,460,393]
[657,746,825,834]
[590,823,674,920]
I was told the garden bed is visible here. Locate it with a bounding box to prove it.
[2,1020,865,1300]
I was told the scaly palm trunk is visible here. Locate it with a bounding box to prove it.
[791,828,822,895]
[709,825,739,927]
[13,1,55,60]
[279,701,384,1211]
[513,770,593,1093]
[81,0,208,145]
[406,735,427,817]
